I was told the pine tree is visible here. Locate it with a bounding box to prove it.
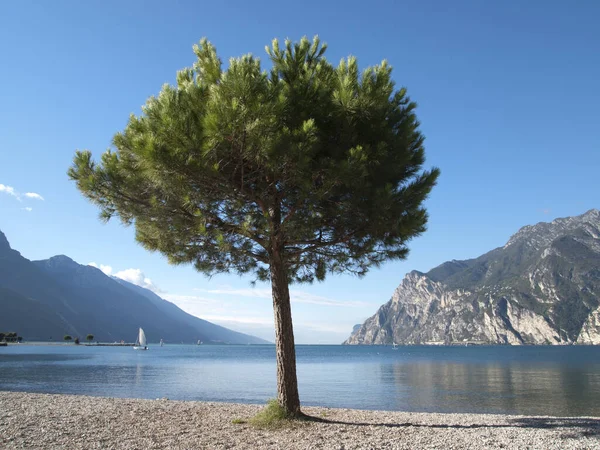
[69,36,439,416]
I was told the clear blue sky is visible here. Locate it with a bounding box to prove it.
[1,0,598,344]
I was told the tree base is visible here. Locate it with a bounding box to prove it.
[248,399,306,428]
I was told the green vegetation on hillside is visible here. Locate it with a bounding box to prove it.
[0,332,22,342]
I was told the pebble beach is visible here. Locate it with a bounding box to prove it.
[1,392,600,449]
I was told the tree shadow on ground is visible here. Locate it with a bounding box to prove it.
[299,414,600,438]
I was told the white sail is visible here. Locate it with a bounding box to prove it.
[138,328,147,347]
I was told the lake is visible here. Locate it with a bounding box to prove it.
[1,344,600,416]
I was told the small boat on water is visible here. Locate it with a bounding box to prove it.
[133,328,148,350]
[392,342,398,350]
[160,339,164,347]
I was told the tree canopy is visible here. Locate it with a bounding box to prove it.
[0,332,20,342]
[69,36,438,285]
[69,36,439,415]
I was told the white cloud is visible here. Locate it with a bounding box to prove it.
[161,293,273,332]
[163,294,222,306]
[88,262,160,292]
[88,262,113,276]
[113,268,159,292]
[291,291,367,307]
[24,192,44,200]
[200,314,274,326]
[301,322,354,334]
[0,184,19,199]
[195,287,270,298]
[22,207,33,212]
[0,184,44,202]
[194,286,367,307]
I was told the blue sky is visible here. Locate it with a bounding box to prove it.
[1,0,598,344]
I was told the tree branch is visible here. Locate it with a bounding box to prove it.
[286,231,356,256]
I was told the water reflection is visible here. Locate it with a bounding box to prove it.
[134,363,144,386]
[381,361,600,416]
[3,345,600,416]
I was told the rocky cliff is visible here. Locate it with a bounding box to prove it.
[344,209,600,345]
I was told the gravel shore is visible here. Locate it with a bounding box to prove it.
[1,391,599,449]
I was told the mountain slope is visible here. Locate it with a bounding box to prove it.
[345,209,600,345]
[115,278,268,344]
[0,235,85,339]
[0,286,72,339]
[0,230,269,344]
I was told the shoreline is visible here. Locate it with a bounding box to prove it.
[1,392,599,449]
[1,342,135,346]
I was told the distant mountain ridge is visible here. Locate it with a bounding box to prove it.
[0,230,269,344]
[345,209,600,345]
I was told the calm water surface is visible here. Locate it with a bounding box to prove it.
[1,344,600,416]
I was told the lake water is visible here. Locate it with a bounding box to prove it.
[1,344,600,416]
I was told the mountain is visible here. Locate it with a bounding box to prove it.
[113,278,264,345]
[0,230,269,344]
[344,209,600,345]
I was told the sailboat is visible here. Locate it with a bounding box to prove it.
[133,328,148,350]
[392,342,398,350]
[160,339,164,347]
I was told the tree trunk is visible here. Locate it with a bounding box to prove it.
[270,248,301,416]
